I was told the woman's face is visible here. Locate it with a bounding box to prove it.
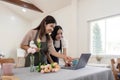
[45,23,56,34]
[55,29,63,40]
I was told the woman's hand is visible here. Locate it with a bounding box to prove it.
[27,47,40,54]
[64,56,73,66]
[65,62,72,67]
[66,56,73,62]
[35,48,40,52]
[64,56,73,67]
[27,47,36,54]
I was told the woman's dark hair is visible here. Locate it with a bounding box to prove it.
[51,25,63,40]
[34,15,57,41]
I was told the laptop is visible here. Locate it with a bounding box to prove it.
[61,53,91,70]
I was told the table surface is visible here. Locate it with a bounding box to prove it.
[10,66,114,80]
[87,63,110,68]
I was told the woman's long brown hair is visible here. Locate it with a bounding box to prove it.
[34,15,57,41]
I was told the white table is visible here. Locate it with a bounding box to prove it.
[11,66,114,80]
[87,63,110,68]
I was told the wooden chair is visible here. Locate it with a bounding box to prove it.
[0,58,15,77]
[117,58,120,72]
[111,58,120,80]
[0,58,15,64]
[0,58,15,69]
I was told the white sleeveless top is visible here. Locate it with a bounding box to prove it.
[54,38,67,48]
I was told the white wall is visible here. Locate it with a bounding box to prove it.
[78,0,120,54]
[0,4,31,59]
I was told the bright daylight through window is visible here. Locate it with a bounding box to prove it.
[90,15,120,55]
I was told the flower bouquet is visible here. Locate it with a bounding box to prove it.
[36,62,61,73]
[27,40,38,72]
[27,39,41,72]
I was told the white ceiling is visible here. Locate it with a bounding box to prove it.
[0,0,72,22]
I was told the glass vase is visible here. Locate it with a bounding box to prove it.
[30,55,35,72]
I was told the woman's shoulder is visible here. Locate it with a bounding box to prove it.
[61,38,66,42]
[61,38,67,48]
[27,29,37,35]
[53,38,66,43]
[23,29,38,39]
[30,29,37,33]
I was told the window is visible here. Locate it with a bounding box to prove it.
[90,15,120,55]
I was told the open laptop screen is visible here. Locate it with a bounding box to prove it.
[75,53,91,69]
[61,53,91,70]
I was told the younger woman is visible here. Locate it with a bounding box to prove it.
[49,25,68,65]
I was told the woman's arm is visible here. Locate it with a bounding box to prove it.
[63,48,67,55]
[50,49,65,59]
[61,38,69,63]
[49,37,72,62]
[50,48,72,63]
[21,45,40,52]
[20,45,29,52]
[63,48,67,62]
[20,30,40,53]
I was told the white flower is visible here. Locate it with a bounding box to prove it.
[27,40,37,54]
[29,40,37,48]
